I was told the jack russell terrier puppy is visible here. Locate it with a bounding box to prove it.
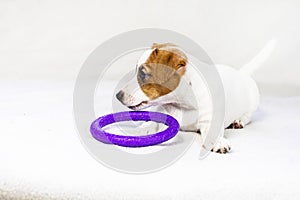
[116,41,275,154]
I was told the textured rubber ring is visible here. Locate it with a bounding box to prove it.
[90,111,180,147]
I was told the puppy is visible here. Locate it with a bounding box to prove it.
[116,41,275,154]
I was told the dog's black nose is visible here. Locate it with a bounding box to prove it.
[116,90,124,101]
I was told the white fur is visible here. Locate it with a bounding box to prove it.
[119,77,150,108]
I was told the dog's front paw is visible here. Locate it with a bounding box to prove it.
[136,121,160,136]
[211,137,231,154]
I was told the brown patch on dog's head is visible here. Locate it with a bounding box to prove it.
[137,43,187,99]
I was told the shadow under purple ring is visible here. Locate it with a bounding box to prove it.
[90,111,180,147]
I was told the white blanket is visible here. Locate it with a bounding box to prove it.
[0,81,299,199]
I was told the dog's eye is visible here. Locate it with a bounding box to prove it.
[138,66,150,81]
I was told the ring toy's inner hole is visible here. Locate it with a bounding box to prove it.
[103,121,168,136]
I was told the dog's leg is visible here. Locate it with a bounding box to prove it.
[152,104,185,133]
[157,104,232,154]
[136,105,177,135]
[198,123,231,154]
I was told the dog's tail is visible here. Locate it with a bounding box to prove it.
[240,38,277,75]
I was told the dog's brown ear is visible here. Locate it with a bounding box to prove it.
[178,60,186,67]
[176,60,186,76]
[152,48,158,56]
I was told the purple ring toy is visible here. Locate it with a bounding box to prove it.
[90,111,180,147]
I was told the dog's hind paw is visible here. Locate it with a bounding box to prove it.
[227,120,244,129]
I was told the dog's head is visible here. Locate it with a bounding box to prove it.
[116,43,188,110]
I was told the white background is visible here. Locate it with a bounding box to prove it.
[1,0,300,95]
[1,1,300,199]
